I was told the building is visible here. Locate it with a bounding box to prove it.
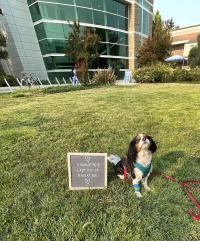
[171,24,200,58]
[1,0,154,80]
[0,0,48,80]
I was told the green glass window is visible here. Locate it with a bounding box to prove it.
[27,0,37,5]
[136,6,142,33]
[77,7,93,24]
[107,13,118,29]
[118,32,128,45]
[108,30,119,43]
[143,10,150,35]
[35,23,71,40]
[95,28,106,42]
[44,56,73,70]
[118,2,128,17]
[105,0,118,14]
[91,0,104,10]
[28,0,74,4]
[38,3,75,21]
[39,39,67,55]
[136,0,143,5]
[98,43,107,55]
[143,0,152,11]
[75,0,91,8]
[35,23,46,40]
[119,45,128,56]
[29,3,41,22]
[118,17,128,30]
[108,43,119,56]
[93,10,105,26]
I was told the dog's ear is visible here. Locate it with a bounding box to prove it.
[147,136,157,153]
[127,138,137,168]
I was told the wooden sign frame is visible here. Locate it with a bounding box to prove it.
[68,153,107,190]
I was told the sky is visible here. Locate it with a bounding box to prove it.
[154,0,200,28]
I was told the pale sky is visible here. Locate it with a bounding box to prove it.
[154,0,200,28]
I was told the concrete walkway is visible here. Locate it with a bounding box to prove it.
[116,80,138,85]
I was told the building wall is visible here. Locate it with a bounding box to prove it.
[129,0,153,70]
[28,0,131,80]
[171,25,200,58]
[28,0,153,79]
[0,0,48,79]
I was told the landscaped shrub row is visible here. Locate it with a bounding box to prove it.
[133,63,200,83]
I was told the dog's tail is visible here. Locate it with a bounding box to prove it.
[107,155,121,165]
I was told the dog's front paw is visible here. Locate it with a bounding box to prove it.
[135,192,142,198]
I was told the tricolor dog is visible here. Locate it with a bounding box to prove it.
[108,134,157,198]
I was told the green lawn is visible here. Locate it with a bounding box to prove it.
[0,84,200,241]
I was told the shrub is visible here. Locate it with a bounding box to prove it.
[91,69,117,84]
[133,63,173,83]
[172,69,193,82]
[0,74,18,87]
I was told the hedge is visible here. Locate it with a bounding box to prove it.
[133,63,200,83]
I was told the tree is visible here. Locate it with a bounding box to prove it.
[138,11,172,66]
[188,34,200,68]
[0,31,8,60]
[65,21,100,84]
[164,18,179,30]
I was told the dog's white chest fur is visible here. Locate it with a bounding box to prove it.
[136,150,152,166]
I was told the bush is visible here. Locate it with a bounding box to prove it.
[133,63,173,83]
[172,69,193,82]
[134,63,200,83]
[91,69,117,84]
[0,74,18,87]
[172,68,200,82]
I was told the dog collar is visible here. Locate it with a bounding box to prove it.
[134,162,151,178]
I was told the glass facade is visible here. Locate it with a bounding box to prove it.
[27,0,153,79]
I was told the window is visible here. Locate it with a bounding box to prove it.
[118,32,128,45]
[136,0,143,5]
[93,10,105,26]
[98,43,107,55]
[136,6,142,33]
[105,0,118,14]
[118,17,128,30]
[35,23,46,40]
[118,2,128,17]
[29,3,41,22]
[108,30,119,43]
[107,13,118,29]
[95,28,106,42]
[143,0,152,11]
[119,45,128,56]
[143,10,150,35]
[75,0,91,8]
[39,39,67,55]
[35,23,71,40]
[44,56,73,70]
[108,43,119,56]
[91,0,104,11]
[38,3,75,21]
[77,7,93,24]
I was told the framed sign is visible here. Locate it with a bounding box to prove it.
[68,153,107,190]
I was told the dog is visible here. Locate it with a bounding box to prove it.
[108,134,157,198]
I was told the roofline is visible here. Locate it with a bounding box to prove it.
[172,24,200,32]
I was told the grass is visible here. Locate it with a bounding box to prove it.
[0,83,200,241]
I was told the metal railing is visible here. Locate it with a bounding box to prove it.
[0,73,78,93]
